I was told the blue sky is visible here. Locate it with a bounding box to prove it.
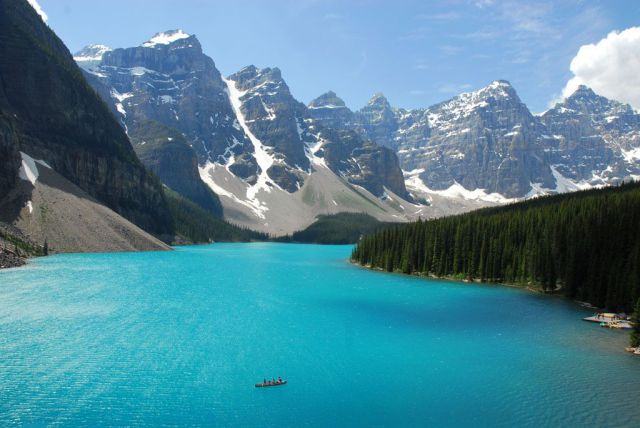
[38,0,639,112]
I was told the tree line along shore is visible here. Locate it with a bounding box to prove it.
[351,182,640,347]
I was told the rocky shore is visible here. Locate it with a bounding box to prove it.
[0,247,25,269]
[0,221,42,270]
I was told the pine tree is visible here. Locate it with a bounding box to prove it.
[631,298,640,348]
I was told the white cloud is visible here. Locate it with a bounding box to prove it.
[473,0,495,8]
[562,27,640,109]
[27,0,48,22]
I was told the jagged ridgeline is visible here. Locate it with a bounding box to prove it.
[352,182,640,311]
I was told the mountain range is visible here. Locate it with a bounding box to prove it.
[74,29,640,235]
[4,0,639,252]
[75,30,423,234]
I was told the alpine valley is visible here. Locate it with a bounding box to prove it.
[3,0,640,252]
[74,30,640,235]
[2,1,640,426]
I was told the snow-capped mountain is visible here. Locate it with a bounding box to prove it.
[90,30,253,171]
[393,80,554,199]
[540,85,640,186]
[311,82,555,202]
[73,44,112,69]
[349,81,640,202]
[224,65,310,193]
[76,31,422,234]
[76,30,640,232]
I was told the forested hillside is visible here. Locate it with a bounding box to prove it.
[352,182,640,311]
[276,213,391,244]
[165,190,267,243]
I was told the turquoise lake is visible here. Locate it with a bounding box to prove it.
[0,243,638,427]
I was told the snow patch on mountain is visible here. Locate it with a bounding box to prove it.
[110,90,133,117]
[142,30,190,47]
[622,147,640,163]
[550,166,594,193]
[223,76,276,200]
[73,45,112,62]
[27,0,47,23]
[198,162,268,218]
[404,169,516,203]
[18,152,50,185]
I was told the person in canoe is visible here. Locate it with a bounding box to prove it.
[255,377,287,387]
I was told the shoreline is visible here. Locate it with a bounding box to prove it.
[348,259,602,311]
[349,259,640,353]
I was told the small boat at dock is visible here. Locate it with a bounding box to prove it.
[583,312,632,328]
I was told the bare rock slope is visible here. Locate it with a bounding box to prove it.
[0,152,169,253]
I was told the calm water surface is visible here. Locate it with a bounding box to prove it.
[0,243,638,427]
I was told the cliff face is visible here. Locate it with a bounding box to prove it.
[317,127,409,198]
[0,115,20,202]
[351,82,555,199]
[86,30,256,179]
[307,92,410,198]
[130,120,223,217]
[541,85,640,184]
[0,0,173,236]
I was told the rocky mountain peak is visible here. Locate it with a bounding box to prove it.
[564,85,603,108]
[236,65,258,76]
[141,29,193,47]
[230,66,284,89]
[428,80,522,125]
[367,92,391,109]
[547,85,631,118]
[570,84,596,97]
[475,79,517,100]
[73,44,112,62]
[309,91,347,109]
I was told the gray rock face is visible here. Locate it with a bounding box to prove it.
[311,127,408,198]
[354,93,399,150]
[307,91,355,130]
[312,84,560,198]
[347,81,640,199]
[540,85,640,184]
[351,82,557,198]
[129,120,223,217]
[84,30,257,180]
[78,32,411,215]
[1,0,174,237]
[411,81,554,197]
[307,92,409,198]
[226,66,309,192]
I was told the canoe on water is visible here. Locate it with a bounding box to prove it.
[255,381,287,388]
